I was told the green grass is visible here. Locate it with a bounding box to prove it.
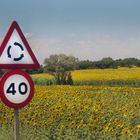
[32,77,140,87]
[32,77,55,85]
[74,79,140,87]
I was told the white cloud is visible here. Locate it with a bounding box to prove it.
[24,32,33,39]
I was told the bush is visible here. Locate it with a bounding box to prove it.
[54,71,73,85]
[66,72,73,85]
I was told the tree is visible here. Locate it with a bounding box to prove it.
[78,60,93,69]
[54,70,73,85]
[44,54,78,85]
[44,54,79,72]
[115,58,139,67]
[94,57,117,69]
[26,65,44,74]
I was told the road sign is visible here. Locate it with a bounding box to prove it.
[0,69,34,109]
[0,21,40,69]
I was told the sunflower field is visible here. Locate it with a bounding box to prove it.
[1,85,140,139]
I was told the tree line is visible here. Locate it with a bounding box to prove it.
[78,57,140,69]
[27,54,140,85]
[28,54,140,74]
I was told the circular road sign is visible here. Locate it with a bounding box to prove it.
[0,69,34,109]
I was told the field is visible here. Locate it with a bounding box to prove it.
[1,85,140,139]
[72,67,140,81]
[1,68,140,139]
[32,67,140,81]
[32,67,140,86]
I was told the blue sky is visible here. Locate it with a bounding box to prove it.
[0,0,140,63]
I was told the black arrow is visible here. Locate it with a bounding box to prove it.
[7,45,12,58]
[13,54,24,61]
[14,42,24,51]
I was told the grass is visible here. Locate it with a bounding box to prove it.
[74,79,140,87]
[32,77,55,85]
[32,77,140,87]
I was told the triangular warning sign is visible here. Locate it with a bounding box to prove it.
[0,21,40,69]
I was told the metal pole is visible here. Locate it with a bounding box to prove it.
[14,109,20,140]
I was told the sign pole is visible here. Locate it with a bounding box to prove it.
[14,109,20,140]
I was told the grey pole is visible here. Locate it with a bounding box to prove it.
[14,109,20,140]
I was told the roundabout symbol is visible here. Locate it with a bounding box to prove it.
[7,42,24,61]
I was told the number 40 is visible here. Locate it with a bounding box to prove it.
[6,82,28,95]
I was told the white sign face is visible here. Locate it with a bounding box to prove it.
[4,74,30,104]
[0,70,34,109]
[0,21,40,69]
[0,29,34,64]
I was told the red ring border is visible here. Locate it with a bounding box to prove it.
[0,69,34,109]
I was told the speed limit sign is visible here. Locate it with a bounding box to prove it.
[0,69,34,109]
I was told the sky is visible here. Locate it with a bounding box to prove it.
[0,0,140,64]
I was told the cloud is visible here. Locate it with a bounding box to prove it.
[24,32,33,39]
[4,33,139,64]
[28,37,64,64]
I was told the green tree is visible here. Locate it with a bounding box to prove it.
[78,60,93,69]
[44,54,78,85]
[27,65,44,74]
[54,69,73,85]
[94,57,117,69]
[44,54,79,72]
[119,58,139,67]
